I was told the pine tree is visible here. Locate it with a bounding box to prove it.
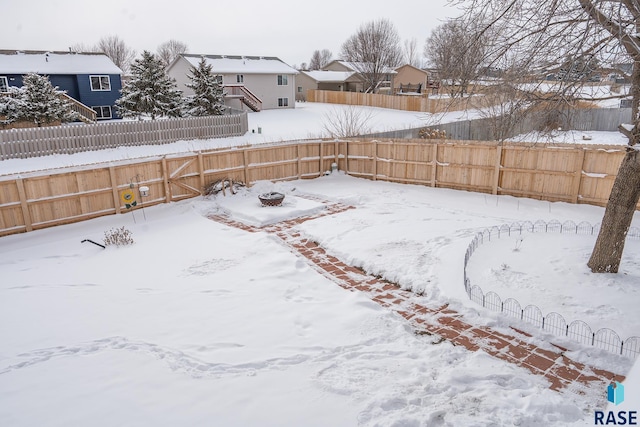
[18,73,78,126]
[0,86,26,124]
[184,57,226,116]
[116,51,183,120]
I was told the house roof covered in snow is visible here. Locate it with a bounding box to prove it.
[0,50,123,75]
[331,60,398,75]
[301,70,357,83]
[177,54,298,75]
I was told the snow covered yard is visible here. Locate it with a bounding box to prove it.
[1,174,639,426]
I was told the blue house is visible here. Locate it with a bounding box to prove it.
[0,50,123,120]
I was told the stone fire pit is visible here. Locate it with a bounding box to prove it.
[259,192,285,207]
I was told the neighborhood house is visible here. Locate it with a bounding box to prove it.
[167,54,298,112]
[0,50,123,121]
[296,70,360,101]
[393,64,439,95]
[321,60,397,93]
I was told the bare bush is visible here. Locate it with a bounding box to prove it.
[204,178,246,196]
[103,227,134,246]
[322,106,375,138]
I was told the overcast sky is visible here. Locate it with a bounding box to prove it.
[2,0,461,68]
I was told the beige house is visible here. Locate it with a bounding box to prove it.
[167,54,298,111]
[295,70,360,101]
[393,64,439,95]
[320,60,397,93]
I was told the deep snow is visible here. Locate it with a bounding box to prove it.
[0,174,639,426]
[1,102,639,426]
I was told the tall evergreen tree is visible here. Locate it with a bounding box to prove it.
[184,57,225,116]
[117,51,183,120]
[19,73,77,126]
[0,86,27,124]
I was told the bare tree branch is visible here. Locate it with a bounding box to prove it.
[453,0,640,272]
[340,19,402,93]
[96,35,136,74]
[157,40,189,68]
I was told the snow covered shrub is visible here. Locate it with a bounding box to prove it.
[103,227,134,246]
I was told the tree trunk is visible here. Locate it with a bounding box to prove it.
[588,150,640,273]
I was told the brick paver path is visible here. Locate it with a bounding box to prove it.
[208,196,625,393]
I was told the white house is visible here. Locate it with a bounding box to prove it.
[167,54,298,111]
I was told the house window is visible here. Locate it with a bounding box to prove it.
[90,75,111,91]
[0,76,8,92]
[215,75,223,84]
[277,75,288,85]
[236,74,244,83]
[278,97,288,107]
[92,106,112,119]
[297,86,303,93]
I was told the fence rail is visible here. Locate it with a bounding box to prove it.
[463,220,640,358]
[0,113,248,160]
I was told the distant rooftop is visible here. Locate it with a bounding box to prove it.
[179,54,298,75]
[333,60,398,75]
[301,70,356,83]
[0,50,122,75]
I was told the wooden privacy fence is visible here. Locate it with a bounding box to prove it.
[307,90,471,113]
[0,138,632,237]
[0,140,342,236]
[0,113,249,160]
[344,139,632,207]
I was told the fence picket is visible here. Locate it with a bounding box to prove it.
[0,113,248,160]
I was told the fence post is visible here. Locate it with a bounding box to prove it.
[492,145,502,195]
[108,167,121,214]
[431,143,438,187]
[319,142,324,176]
[198,152,205,193]
[15,178,33,232]
[372,140,378,181]
[161,157,171,203]
[241,149,250,185]
[297,144,302,179]
[571,148,586,204]
[345,141,350,175]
